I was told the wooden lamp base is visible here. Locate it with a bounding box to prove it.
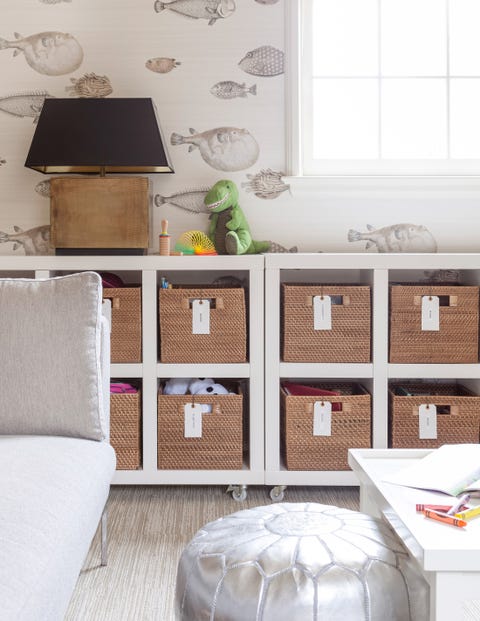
[50,176,149,254]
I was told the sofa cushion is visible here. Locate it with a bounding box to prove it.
[0,272,106,440]
[0,435,116,621]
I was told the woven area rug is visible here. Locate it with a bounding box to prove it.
[65,485,359,620]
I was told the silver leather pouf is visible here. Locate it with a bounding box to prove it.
[176,502,429,621]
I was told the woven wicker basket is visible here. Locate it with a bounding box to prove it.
[282,284,371,362]
[103,287,142,363]
[159,286,246,363]
[110,390,142,470]
[389,383,480,449]
[281,382,371,471]
[389,285,479,363]
[157,383,243,470]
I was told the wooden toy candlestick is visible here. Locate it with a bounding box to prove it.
[159,219,171,256]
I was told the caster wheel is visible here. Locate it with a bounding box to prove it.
[226,485,247,502]
[269,486,286,502]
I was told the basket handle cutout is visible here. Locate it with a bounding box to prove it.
[414,295,457,307]
[103,296,120,310]
[307,401,347,413]
[181,297,224,310]
[306,295,350,307]
[413,404,457,416]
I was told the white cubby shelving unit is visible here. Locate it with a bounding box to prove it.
[2,252,480,498]
[265,253,480,499]
[0,255,264,493]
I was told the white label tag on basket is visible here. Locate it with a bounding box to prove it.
[421,296,439,331]
[313,401,332,436]
[418,404,437,439]
[184,403,203,438]
[313,295,332,330]
[192,299,210,334]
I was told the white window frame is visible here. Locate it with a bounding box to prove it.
[285,0,480,191]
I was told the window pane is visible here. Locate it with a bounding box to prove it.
[312,79,379,159]
[450,0,480,75]
[381,79,447,158]
[312,0,378,76]
[381,0,446,76]
[450,79,480,158]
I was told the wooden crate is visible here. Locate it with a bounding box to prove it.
[389,285,479,363]
[282,284,371,362]
[159,286,246,363]
[157,383,243,470]
[110,390,141,470]
[389,383,480,449]
[103,287,142,363]
[281,382,371,471]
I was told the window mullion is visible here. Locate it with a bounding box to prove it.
[378,0,382,159]
[446,0,451,159]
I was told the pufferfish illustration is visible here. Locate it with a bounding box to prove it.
[154,0,236,25]
[0,31,83,76]
[171,126,259,171]
[348,223,438,253]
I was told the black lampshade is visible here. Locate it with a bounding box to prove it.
[25,97,174,174]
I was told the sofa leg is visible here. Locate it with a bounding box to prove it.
[101,507,108,567]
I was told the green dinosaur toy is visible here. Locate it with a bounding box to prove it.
[204,179,270,255]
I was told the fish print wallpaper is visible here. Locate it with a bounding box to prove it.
[0,0,478,255]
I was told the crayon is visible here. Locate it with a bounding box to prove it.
[416,503,469,513]
[416,504,453,513]
[454,506,480,521]
[423,508,467,528]
[447,493,470,516]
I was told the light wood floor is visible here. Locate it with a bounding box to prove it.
[66,485,360,621]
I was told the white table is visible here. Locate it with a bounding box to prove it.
[348,448,480,621]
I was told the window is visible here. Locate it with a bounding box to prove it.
[287,0,480,177]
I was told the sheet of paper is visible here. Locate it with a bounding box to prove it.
[383,444,480,496]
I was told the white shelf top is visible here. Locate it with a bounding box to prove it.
[265,252,480,270]
[0,254,264,271]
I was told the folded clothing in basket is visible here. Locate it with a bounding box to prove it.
[110,382,138,394]
[99,272,125,288]
[281,382,342,411]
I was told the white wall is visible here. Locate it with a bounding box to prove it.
[1,0,479,255]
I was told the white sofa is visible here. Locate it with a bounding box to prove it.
[0,272,116,621]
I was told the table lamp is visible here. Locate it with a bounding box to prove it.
[24,97,174,254]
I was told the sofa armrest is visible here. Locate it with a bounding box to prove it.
[101,301,111,440]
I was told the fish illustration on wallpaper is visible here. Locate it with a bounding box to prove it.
[255,0,279,3]
[210,81,257,99]
[39,0,72,3]
[0,225,52,255]
[0,158,6,166]
[34,179,51,197]
[239,45,284,77]
[268,241,298,253]
[146,57,181,74]
[0,91,51,123]
[170,126,259,171]
[154,0,236,25]
[66,73,112,97]
[0,32,83,76]
[242,168,289,199]
[154,188,209,213]
[348,223,438,253]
